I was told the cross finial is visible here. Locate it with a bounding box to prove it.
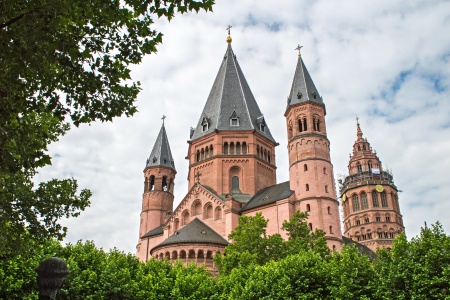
[226,25,232,43]
[226,25,232,35]
[295,44,303,56]
[356,114,359,125]
[162,115,166,125]
[195,171,202,183]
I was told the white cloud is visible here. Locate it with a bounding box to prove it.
[35,0,450,253]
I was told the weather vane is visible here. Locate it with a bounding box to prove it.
[295,44,303,56]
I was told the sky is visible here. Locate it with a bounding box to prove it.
[36,0,450,253]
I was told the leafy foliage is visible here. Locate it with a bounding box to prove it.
[1,223,450,299]
[0,0,214,256]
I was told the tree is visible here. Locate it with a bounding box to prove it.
[282,210,330,257]
[214,212,328,275]
[374,222,450,299]
[1,239,216,299]
[0,0,214,256]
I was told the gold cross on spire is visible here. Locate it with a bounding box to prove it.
[226,25,232,44]
[295,44,303,56]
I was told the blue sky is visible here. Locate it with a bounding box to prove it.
[36,0,450,253]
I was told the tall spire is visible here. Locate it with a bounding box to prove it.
[287,47,323,109]
[146,121,176,171]
[190,36,275,142]
[356,114,363,139]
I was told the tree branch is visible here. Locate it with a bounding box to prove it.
[0,12,27,30]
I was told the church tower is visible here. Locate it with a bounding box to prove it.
[285,49,343,250]
[136,120,176,260]
[186,31,278,200]
[340,120,404,252]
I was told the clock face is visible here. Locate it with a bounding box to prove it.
[376,185,384,192]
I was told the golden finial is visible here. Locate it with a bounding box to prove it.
[226,25,232,44]
[295,44,303,56]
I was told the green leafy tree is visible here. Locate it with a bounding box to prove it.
[236,251,332,300]
[0,0,214,256]
[375,222,450,299]
[327,245,377,299]
[282,210,330,257]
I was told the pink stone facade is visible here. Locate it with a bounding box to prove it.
[135,43,405,271]
[340,123,405,252]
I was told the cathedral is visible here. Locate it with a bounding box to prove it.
[136,31,405,268]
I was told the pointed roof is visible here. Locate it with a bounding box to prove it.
[286,53,323,109]
[145,123,176,171]
[152,218,229,250]
[241,181,293,212]
[190,43,276,143]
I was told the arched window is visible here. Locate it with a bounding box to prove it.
[201,148,205,160]
[298,119,303,132]
[182,210,189,225]
[242,142,247,154]
[196,150,200,162]
[179,250,186,259]
[232,176,239,190]
[327,206,331,214]
[372,191,379,207]
[313,117,317,131]
[333,245,336,251]
[162,176,168,191]
[352,194,360,212]
[149,175,155,191]
[358,145,361,151]
[363,144,366,151]
[325,185,329,193]
[361,192,368,209]
[329,226,333,234]
[385,214,391,222]
[204,203,213,219]
[214,207,222,220]
[257,145,260,157]
[323,167,327,174]
[304,164,308,171]
[306,184,309,191]
[303,118,308,131]
[381,192,388,207]
[230,142,235,154]
[357,162,362,173]
[205,147,209,158]
[368,161,373,171]
[210,145,214,156]
[268,151,271,163]
[223,142,228,154]
[263,149,267,161]
[289,126,293,139]
[192,200,201,215]
[306,204,311,212]
[317,119,320,131]
[236,142,241,154]
[308,223,313,231]
[174,218,179,231]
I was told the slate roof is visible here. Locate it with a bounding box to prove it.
[153,218,229,250]
[241,181,294,212]
[145,124,176,171]
[286,54,323,109]
[342,236,376,260]
[142,225,163,238]
[191,43,276,143]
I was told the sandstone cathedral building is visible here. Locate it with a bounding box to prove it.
[136,31,405,269]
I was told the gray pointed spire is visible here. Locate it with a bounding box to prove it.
[190,43,276,142]
[145,123,176,171]
[287,53,323,108]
